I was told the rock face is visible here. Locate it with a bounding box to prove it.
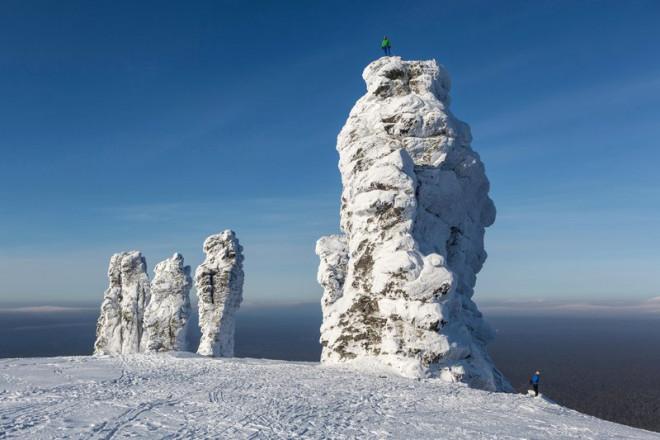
[316,235,349,316]
[196,230,245,357]
[94,251,151,355]
[143,253,192,352]
[316,57,510,391]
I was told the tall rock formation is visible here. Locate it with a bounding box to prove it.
[143,253,192,352]
[94,251,151,355]
[196,230,245,357]
[316,57,510,391]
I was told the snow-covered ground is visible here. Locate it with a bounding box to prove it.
[0,355,656,439]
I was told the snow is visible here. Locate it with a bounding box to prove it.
[93,233,244,357]
[143,253,192,353]
[94,251,193,355]
[0,354,656,439]
[195,230,245,357]
[316,57,507,390]
[94,251,151,355]
[316,234,349,314]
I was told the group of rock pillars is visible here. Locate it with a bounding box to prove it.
[94,56,511,392]
[94,230,244,358]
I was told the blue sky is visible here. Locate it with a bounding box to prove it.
[1,0,659,306]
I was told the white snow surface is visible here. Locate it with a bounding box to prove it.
[143,253,192,353]
[195,230,245,357]
[317,57,506,389]
[0,354,656,439]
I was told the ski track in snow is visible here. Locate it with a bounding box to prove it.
[0,354,657,439]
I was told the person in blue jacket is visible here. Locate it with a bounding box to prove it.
[530,370,541,396]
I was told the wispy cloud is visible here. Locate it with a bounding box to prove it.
[0,305,96,313]
[104,195,339,225]
[473,72,660,143]
[481,297,660,316]
[456,50,542,87]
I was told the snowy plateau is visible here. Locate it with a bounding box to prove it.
[0,354,657,439]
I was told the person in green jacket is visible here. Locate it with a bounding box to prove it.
[381,36,392,56]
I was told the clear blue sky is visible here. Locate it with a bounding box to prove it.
[1,0,659,306]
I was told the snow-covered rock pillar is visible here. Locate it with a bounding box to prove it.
[316,57,511,391]
[316,234,348,336]
[143,253,192,352]
[195,230,245,357]
[94,251,151,355]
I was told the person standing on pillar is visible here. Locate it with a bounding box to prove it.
[381,36,392,56]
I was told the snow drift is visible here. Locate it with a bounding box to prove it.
[317,57,509,390]
[196,230,245,357]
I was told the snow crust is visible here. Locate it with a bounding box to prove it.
[143,253,192,353]
[317,57,508,390]
[196,230,245,357]
[94,251,151,355]
[0,355,656,439]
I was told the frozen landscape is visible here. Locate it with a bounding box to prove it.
[0,354,658,439]
[2,57,652,440]
[2,1,660,438]
[3,58,657,439]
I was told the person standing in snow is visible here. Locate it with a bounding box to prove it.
[529,370,541,396]
[381,36,392,56]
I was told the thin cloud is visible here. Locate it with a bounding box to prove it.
[481,297,660,316]
[105,195,339,224]
[0,305,96,313]
[473,73,660,142]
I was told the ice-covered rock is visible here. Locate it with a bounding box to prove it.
[143,253,192,353]
[316,57,510,391]
[316,234,349,319]
[196,230,245,357]
[94,251,151,355]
